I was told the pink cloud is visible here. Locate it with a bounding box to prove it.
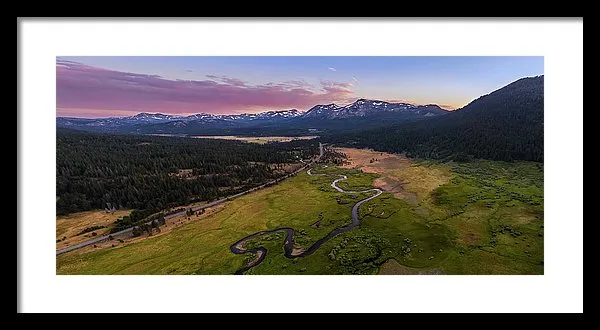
[385,98,419,104]
[56,60,356,117]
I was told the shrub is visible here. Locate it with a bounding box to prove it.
[76,225,106,236]
[131,226,141,237]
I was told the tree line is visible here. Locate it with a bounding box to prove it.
[57,129,318,216]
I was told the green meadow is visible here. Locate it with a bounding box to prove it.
[57,159,543,275]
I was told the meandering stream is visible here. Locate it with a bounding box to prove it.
[230,168,382,274]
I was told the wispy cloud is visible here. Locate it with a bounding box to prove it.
[386,98,418,105]
[56,60,355,117]
[205,74,247,87]
[351,76,358,83]
[320,80,353,94]
[328,67,337,72]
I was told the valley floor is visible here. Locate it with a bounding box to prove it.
[190,135,318,144]
[56,149,543,275]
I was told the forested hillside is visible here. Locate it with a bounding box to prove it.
[56,129,318,217]
[326,76,544,162]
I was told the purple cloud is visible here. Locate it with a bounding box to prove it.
[56,60,356,117]
[205,75,247,87]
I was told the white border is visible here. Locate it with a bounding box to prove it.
[19,19,583,313]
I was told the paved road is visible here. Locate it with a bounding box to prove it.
[230,167,382,274]
[56,143,325,256]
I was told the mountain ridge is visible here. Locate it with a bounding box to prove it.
[325,75,544,162]
[58,99,449,121]
[56,98,450,134]
[304,99,447,119]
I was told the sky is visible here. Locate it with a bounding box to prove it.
[56,56,543,118]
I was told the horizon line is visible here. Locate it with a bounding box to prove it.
[56,98,455,119]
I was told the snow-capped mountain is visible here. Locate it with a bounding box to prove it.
[57,109,302,128]
[210,109,302,122]
[252,109,301,120]
[304,99,446,119]
[125,113,177,122]
[57,99,449,135]
[133,109,302,122]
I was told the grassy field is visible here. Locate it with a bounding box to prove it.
[57,150,543,275]
[378,259,444,275]
[191,136,318,144]
[433,161,544,274]
[57,167,374,274]
[56,209,132,250]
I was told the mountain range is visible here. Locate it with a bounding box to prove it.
[303,99,446,119]
[56,99,449,135]
[326,75,544,162]
[56,75,544,162]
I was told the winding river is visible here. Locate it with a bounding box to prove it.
[230,167,382,274]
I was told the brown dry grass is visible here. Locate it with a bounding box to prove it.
[64,204,228,256]
[444,209,490,247]
[390,165,452,201]
[192,136,318,144]
[336,148,411,173]
[512,213,539,225]
[56,209,132,250]
[334,148,450,205]
[500,205,540,225]
[378,258,444,275]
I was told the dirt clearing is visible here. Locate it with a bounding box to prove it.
[334,148,450,204]
[335,148,411,173]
